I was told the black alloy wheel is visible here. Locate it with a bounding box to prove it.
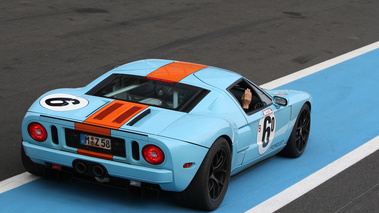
[179,137,231,211]
[208,148,228,200]
[279,104,311,158]
[295,106,311,153]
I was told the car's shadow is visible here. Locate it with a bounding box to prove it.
[16,172,207,213]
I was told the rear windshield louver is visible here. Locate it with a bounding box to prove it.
[84,100,148,129]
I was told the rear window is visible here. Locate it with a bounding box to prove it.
[87,74,209,112]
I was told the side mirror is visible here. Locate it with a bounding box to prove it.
[273,96,287,107]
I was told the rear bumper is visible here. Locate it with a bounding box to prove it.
[23,141,173,186]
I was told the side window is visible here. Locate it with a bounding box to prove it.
[228,78,272,114]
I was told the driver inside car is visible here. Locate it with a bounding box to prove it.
[241,88,252,110]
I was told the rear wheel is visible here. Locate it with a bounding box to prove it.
[280,104,311,158]
[21,144,45,176]
[179,137,231,211]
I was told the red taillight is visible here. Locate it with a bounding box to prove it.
[28,122,48,142]
[142,145,165,165]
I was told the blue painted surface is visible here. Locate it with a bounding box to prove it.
[1,49,379,212]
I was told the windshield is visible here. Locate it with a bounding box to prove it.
[87,74,208,112]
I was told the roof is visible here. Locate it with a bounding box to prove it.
[112,59,242,90]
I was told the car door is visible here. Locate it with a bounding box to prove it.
[228,78,290,164]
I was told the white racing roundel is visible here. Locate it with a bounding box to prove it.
[257,108,276,155]
[40,93,88,111]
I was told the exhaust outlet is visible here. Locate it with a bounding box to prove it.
[73,160,109,182]
[74,161,88,174]
[92,164,107,178]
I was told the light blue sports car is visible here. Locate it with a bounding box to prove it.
[21,59,311,210]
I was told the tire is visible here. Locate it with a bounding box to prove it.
[280,104,311,158]
[179,137,231,211]
[21,144,46,176]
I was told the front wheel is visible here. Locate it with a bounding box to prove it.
[179,137,231,211]
[280,104,311,158]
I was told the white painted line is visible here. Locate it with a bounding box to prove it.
[261,41,379,90]
[246,135,379,213]
[0,172,39,194]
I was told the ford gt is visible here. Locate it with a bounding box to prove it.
[21,59,311,210]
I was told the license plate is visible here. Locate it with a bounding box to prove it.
[80,134,111,150]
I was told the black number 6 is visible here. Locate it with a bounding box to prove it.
[262,116,274,147]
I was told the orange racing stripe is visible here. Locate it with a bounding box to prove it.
[84,100,148,129]
[75,123,111,136]
[146,61,208,82]
[77,149,113,160]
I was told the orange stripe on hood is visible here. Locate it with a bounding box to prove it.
[84,100,148,129]
[146,61,208,82]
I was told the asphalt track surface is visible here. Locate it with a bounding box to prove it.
[1,0,378,212]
